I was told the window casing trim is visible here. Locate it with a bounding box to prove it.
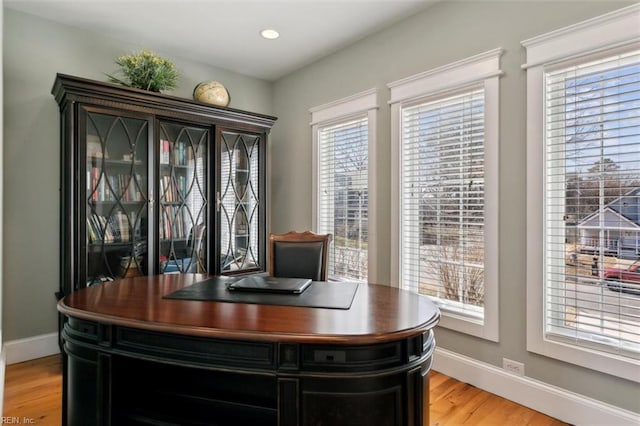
[310,88,378,125]
[521,4,640,69]
[388,47,503,105]
[524,4,640,382]
[389,49,502,342]
[310,89,378,283]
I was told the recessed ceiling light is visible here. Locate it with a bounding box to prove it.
[260,29,280,40]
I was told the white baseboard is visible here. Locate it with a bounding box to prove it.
[4,332,60,365]
[3,334,638,424]
[0,343,5,415]
[433,347,640,426]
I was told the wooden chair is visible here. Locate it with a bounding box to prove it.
[269,231,332,281]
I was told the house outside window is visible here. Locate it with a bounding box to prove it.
[310,89,378,282]
[389,49,502,341]
[524,4,640,381]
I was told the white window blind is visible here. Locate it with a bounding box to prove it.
[544,49,640,358]
[317,117,368,281]
[400,87,485,319]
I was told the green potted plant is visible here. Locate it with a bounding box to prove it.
[107,49,179,92]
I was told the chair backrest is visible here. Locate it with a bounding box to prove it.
[269,231,332,281]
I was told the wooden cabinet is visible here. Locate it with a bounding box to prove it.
[52,74,276,298]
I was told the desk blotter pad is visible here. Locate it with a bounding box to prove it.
[163,277,359,310]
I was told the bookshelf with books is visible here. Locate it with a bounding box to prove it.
[53,74,276,298]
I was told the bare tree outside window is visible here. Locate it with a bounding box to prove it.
[318,118,368,281]
[403,88,486,309]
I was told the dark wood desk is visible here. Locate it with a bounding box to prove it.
[58,274,440,426]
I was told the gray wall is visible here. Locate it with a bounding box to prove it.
[2,9,273,341]
[271,1,639,412]
[0,3,4,414]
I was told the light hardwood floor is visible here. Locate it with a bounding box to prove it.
[4,355,569,425]
[4,355,62,425]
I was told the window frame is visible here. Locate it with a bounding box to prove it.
[523,4,640,381]
[310,89,378,282]
[389,49,502,341]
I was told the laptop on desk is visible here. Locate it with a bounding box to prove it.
[227,276,312,294]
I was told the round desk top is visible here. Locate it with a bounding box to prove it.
[58,274,440,345]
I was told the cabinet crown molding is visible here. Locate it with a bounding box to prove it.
[52,73,277,130]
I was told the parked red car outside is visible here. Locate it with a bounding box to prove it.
[604,264,640,293]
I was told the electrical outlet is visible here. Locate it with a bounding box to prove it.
[502,358,525,376]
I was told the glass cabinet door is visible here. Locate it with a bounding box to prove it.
[158,122,209,274]
[84,110,149,285]
[219,130,264,273]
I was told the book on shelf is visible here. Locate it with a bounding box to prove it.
[173,141,190,166]
[159,175,187,203]
[160,139,170,164]
[87,211,141,243]
[159,139,196,166]
[160,206,191,240]
[177,142,184,166]
[88,168,143,202]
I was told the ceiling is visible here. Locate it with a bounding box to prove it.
[4,0,438,81]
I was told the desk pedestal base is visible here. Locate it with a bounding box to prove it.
[63,317,435,425]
